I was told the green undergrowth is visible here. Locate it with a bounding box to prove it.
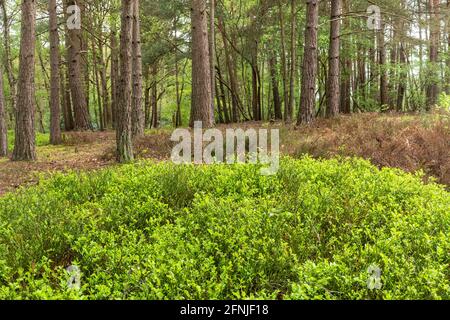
[0,157,448,300]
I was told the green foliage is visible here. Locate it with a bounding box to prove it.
[0,158,448,300]
[7,130,50,151]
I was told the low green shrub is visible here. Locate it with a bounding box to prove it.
[0,157,448,300]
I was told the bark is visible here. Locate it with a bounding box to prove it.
[0,0,17,119]
[151,64,159,129]
[209,0,216,124]
[49,0,62,145]
[426,0,441,108]
[110,28,119,129]
[397,43,407,111]
[190,0,213,127]
[326,0,341,117]
[66,0,91,130]
[0,66,7,156]
[269,51,283,120]
[298,0,319,125]
[116,0,134,162]
[287,0,297,122]
[13,0,36,161]
[340,0,351,114]
[132,0,144,137]
[278,0,289,121]
[378,22,389,107]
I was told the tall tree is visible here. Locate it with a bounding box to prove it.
[287,0,296,123]
[426,0,441,108]
[326,0,341,117]
[132,0,144,137]
[66,0,91,130]
[298,0,319,125]
[0,0,17,120]
[0,66,6,156]
[378,22,389,107]
[49,0,62,145]
[12,0,36,161]
[190,0,213,127]
[209,0,216,124]
[116,0,134,163]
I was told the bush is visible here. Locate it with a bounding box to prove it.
[0,157,448,300]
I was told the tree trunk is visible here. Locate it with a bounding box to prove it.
[116,0,134,163]
[218,14,241,122]
[111,28,119,129]
[269,50,283,120]
[132,0,144,137]
[426,0,441,108]
[151,64,159,129]
[378,22,389,108]
[0,66,7,156]
[340,0,351,114]
[287,0,297,123]
[49,0,62,145]
[0,0,17,120]
[66,0,91,130]
[298,0,319,125]
[190,0,213,127]
[326,0,341,117]
[209,0,216,124]
[13,0,36,161]
[278,0,289,121]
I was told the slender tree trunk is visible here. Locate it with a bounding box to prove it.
[111,28,119,129]
[0,66,7,156]
[116,0,134,163]
[340,0,351,114]
[49,0,62,145]
[218,15,241,122]
[326,0,341,117]
[132,0,144,137]
[151,64,159,129]
[397,43,407,111]
[269,50,283,120]
[298,0,319,125]
[13,0,36,161]
[278,0,289,121]
[66,0,91,130]
[0,0,17,120]
[378,22,389,108]
[287,0,297,122]
[447,0,450,94]
[426,0,441,108]
[190,0,213,127]
[209,0,216,124]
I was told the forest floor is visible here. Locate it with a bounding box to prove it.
[0,111,449,195]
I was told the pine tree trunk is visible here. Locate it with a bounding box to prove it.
[13,0,36,161]
[132,0,144,137]
[269,51,283,120]
[278,0,289,122]
[49,0,62,145]
[426,0,441,108]
[326,0,341,117]
[0,0,17,120]
[66,0,91,130]
[190,0,213,127]
[378,22,389,108]
[287,0,297,123]
[209,0,216,124]
[298,0,319,125]
[0,66,7,156]
[116,0,134,163]
[111,28,119,129]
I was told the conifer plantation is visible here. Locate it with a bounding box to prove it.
[0,0,449,302]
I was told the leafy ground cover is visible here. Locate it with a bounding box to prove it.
[0,157,448,300]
